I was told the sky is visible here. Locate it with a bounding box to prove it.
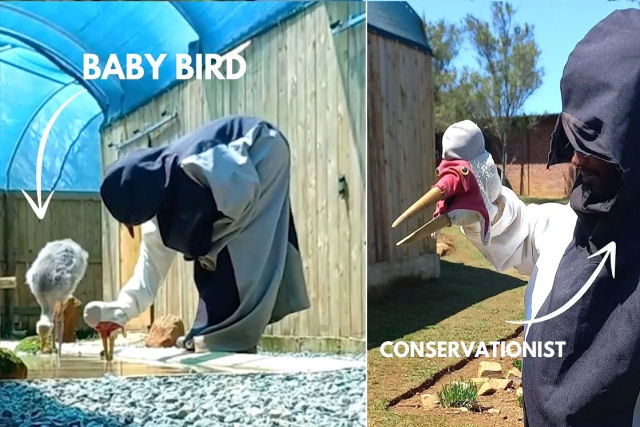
[407,0,640,115]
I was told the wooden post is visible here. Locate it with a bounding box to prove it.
[0,276,17,337]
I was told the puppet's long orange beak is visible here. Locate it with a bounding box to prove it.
[393,186,451,246]
[396,214,451,246]
[392,161,470,246]
[392,187,444,228]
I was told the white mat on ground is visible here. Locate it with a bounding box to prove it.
[1,340,363,374]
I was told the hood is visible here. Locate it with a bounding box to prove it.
[548,9,640,215]
[100,146,175,225]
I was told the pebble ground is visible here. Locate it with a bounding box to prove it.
[0,367,365,426]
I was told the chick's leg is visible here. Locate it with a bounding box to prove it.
[54,305,63,366]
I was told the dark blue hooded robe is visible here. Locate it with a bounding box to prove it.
[523,9,640,426]
[100,116,309,352]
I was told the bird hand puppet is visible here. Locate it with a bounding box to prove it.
[84,302,127,362]
[393,120,502,246]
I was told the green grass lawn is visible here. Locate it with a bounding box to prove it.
[368,206,542,426]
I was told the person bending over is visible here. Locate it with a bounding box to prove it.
[85,116,309,355]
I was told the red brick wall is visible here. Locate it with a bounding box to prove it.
[505,163,575,199]
[502,115,576,199]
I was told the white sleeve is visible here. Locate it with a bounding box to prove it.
[115,219,177,320]
[461,186,574,275]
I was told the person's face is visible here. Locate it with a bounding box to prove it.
[571,151,620,198]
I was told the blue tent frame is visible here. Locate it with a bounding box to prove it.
[0,1,314,192]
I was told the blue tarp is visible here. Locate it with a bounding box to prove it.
[0,1,311,192]
[367,2,432,54]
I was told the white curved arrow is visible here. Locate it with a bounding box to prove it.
[507,241,616,325]
[21,88,87,219]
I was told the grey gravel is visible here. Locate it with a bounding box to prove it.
[258,351,366,362]
[0,368,365,426]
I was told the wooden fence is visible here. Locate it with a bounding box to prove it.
[0,192,102,334]
[367,31,439,290]
[101,2,365,352]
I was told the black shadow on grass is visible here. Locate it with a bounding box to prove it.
[367,260,527,350]
[0,380,126,426]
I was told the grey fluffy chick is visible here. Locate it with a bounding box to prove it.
[26,239,88,358]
